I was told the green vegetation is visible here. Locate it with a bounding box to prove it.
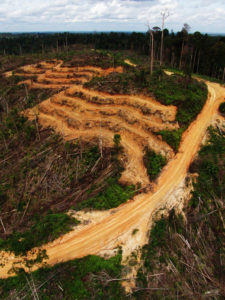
[0,213,79,256]
[1,122,129,250]
[140,216,168,273]
[0,46,223,298]
[219,102,225,115]
[76,177,135,210]
[189,126,225,208]
[135,127,225,299]
[0,253,125,299]
[150,72,208,127]
[0,108,35,143]
[113,133,121,150]
[156,128,184,152]
[86,69,208,141]
[132,228,139,235]
[144,148,167,180]
[1,31,225,83]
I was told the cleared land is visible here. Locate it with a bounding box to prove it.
[0,60,224,278]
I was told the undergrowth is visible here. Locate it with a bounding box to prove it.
[135,126,225,299]
[219,102,225,115]
[76,177,135,210]
[85,68,207,152]
[144,148,167,180]
[0,213,79,256]
[156,128,184,152]
[0,252,125,299]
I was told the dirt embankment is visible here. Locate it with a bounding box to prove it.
[9,60,177,186]
[1,61,224,279]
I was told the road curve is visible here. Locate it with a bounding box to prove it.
[0,79,224,278]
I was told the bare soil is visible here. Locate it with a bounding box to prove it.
[1,60,224,279]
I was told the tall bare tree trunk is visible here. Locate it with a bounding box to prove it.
[222,67,225,82]
[66,35,68,52]
[197,50,200,73]
[160,29,164,67]
[189,47,193,69]
[170,51,175,67]
[179,39,184,70]
[56,40,59,53]
[19,44,22,56]
[150,31,154,75]
[42,43,45,55]
[160,9,169,67]
[192,48,197,73]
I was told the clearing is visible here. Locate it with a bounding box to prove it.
[0,59,224,279]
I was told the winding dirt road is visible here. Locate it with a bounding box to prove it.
[1,61,224,278]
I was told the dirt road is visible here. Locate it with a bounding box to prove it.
[1,62,224,278]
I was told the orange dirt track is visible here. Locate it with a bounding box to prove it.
[1,61,224,278]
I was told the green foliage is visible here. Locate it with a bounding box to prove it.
[156,128,184,152]
[141,217,168,272]
[150,73,208,127]
[0,108,35,143]
[0,213,79,256]
[134,69,147,86]
[76,177,135,210]
[113,134,121,149]
[136,128,225,299]
[219,102,225,115]
[189,126,225,209]
[9,74,25,84]
[83,145,100,166]
[0,254,125,299]
[144,148,167,180]
[86,68,207,140]
[132,228,139,235]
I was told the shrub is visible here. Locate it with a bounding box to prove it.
[0,213,79,256]
[113,134,121,149]
[219,102,225,115]
[0,254,125,299]
[144,148,167,180]
[76,177,135,210]
[156,129,183,152]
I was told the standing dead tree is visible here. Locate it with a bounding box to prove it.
[160,9,170,66]
[146,23,155,75]
[179,23,191,70]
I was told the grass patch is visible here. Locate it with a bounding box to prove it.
[0,253,125,299]
[156,128,184,152]
[135,127,225,299]
[189,126,225,209]
[76,177,135,210]
[150,72,208,128]
[0,213,79,256]
[219,102,225,115]
[85,68,207,153]
[144,148,167,180]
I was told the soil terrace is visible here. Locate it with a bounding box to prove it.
[6,59,178,186]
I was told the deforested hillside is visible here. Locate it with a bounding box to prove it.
[0,49,224,299]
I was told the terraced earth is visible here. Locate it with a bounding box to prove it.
[6,60,178,187]
[1,59,224,279]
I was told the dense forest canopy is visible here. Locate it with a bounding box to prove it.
[0,30,225,80]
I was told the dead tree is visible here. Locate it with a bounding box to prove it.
[160,9,170,66]
[179,23,191,70]
[146,23,155,75]
[197,50,201,73]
